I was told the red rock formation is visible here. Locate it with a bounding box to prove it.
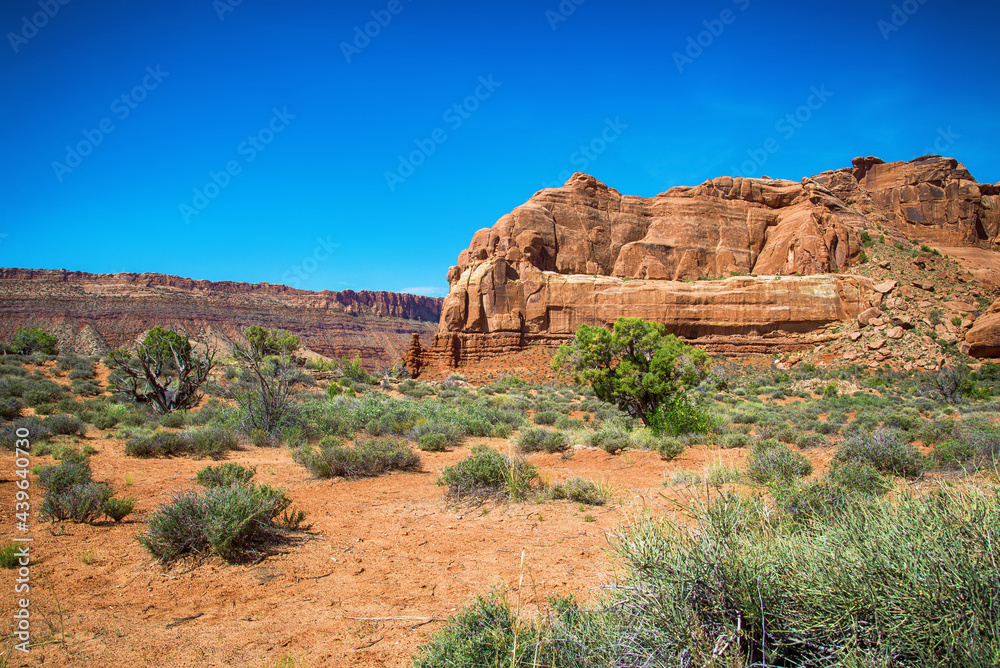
[967,298,1000,358]
[402,333,424,378]
[0,268,441,368]
[426,156,999,365]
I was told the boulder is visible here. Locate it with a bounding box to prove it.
[967,298,1000,357]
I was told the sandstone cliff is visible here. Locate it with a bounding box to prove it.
[426,155,1000,366]
[0,268,441,368]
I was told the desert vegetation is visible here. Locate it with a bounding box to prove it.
[2,321,999,666]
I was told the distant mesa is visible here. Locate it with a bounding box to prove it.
[0,268,442,368]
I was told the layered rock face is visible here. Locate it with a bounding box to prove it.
[427,156,999,365]
[0,268,441,368]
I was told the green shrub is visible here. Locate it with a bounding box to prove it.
[124,427,239,459]
[745,441,813,485]
[37,453,92,493]
[418,432,448,452]
[0,543,18,569]
[409,421,462,450]
[159,411,188,428]
[137,482,307,564]
[650,401,713,436]
[795,432,826,448]
[586,421,632,454]
[437,445,538,502]
[196,463,257,487]
[550,477,609,505]
[295,437,420,479]
[44,413,86,437]
[516,427,568,453]
[9,327,59,355]
[533,410,559,425]
[103,497,135,522]
[836,428,926,478]
[826,460,894,496]
[41,481,112,523]
[719,432,750,449]
[0,397,25,420]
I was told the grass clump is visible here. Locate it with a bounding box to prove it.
[137,482,309,564]
[416,485,1000,666]
[836,427,926,478]
[294,437,419,479]
[102,497,135,522]
[438,445,538,502]
[0,543,19,569]
[550,477,609,506]
[196,462,257,487]
[516,427,568,453]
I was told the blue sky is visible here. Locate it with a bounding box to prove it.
[1,0,998,297]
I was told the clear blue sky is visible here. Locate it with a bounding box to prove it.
[2,0,998,297]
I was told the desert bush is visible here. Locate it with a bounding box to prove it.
[649,401,714,436]
[719,432,750,449]
[533,410,559,426]
[550,477,609,506]
[586,420,633,454]
[44,413,86,437]
[438,445,538,502]
[795,432,826,448]
[836,428,926,478]
[102,497,135,522]
[399,379,436,398]
[8,326,59,355]
[409,421,463,450]
[417,432,448,452]
[745,441,813,485]
[159,411,188,429]
[826,459,894,496]
[1,416,52,449]
[124,427,239,459]
[295,437,419,479]
[41,481,112,523]
[0,396,25,420]
[37,452,92,492]
[517,427,568,453]
[137,482,307,564]
[196,462,257,487]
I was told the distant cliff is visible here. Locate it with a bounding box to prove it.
[0,268,442,368]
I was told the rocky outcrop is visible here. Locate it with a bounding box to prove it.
[427,155,999,365]
[812,155,1000,247]
[967,298,1000,358]
[402,333,425,378]
[0,268,441,368]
